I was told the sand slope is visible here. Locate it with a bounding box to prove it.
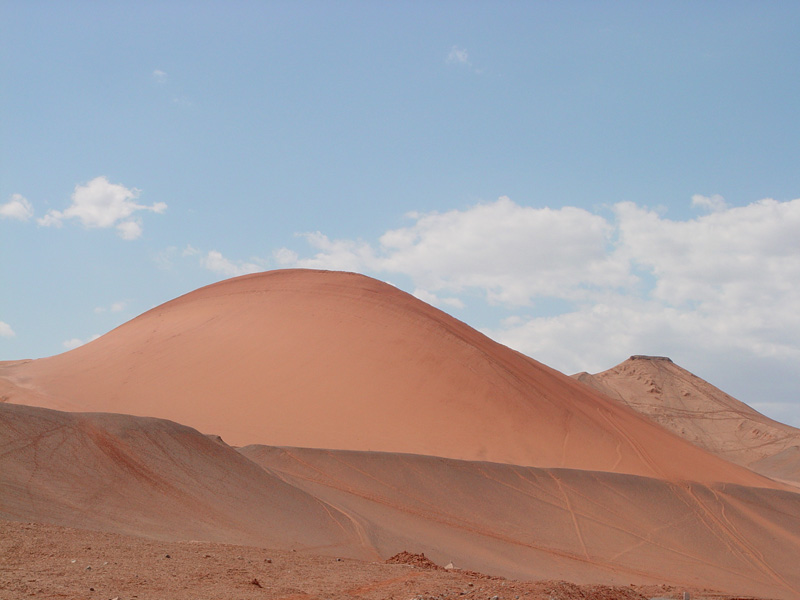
[0,403,364,556]
[241,445,800,600]
[0,270,780,487]
[575,356,800,486]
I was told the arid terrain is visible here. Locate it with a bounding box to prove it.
[0,521,765,600]
[2,270,799,600]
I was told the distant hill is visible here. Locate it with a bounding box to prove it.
[574,355,800,487]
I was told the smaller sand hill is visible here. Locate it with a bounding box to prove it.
[240,445,800,600]
[574,356,800,487]
[0,403,365,556]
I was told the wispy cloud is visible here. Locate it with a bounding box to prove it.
[152,69,168,83]
[0,194,34,221]
[94,301,127,314]
[446,45,471,66]
[201,250,264,278]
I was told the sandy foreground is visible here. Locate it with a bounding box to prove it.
[1,520,756,600]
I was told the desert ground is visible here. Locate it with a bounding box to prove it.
[0,520,757,600]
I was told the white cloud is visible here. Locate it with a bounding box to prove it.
[201,250,263,278]
[446,46,470,66]
[153,69,168,82]
[614,198,800,308]
[37,176,166,240]
[62,334,101,350]
[273,194,800,421]
[0,321,16,338]
[0,194,34,221]
[278,197,632,306]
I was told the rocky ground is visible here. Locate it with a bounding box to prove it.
[0,520,764,600]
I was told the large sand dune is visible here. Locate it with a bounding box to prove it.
[575,356,800,486]
[0,270,780,487]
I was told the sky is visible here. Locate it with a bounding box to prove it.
[2,1,799,425]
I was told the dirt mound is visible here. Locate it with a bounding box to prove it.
[385,551,443,570]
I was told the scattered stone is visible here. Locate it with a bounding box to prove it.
[164,554,170,559]
[265,558,272,563]
[250,578,262,588]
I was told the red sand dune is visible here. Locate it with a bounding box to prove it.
[575,356,800,487]
[0,270,782,488]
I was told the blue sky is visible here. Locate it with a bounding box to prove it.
[2,2,799,424]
